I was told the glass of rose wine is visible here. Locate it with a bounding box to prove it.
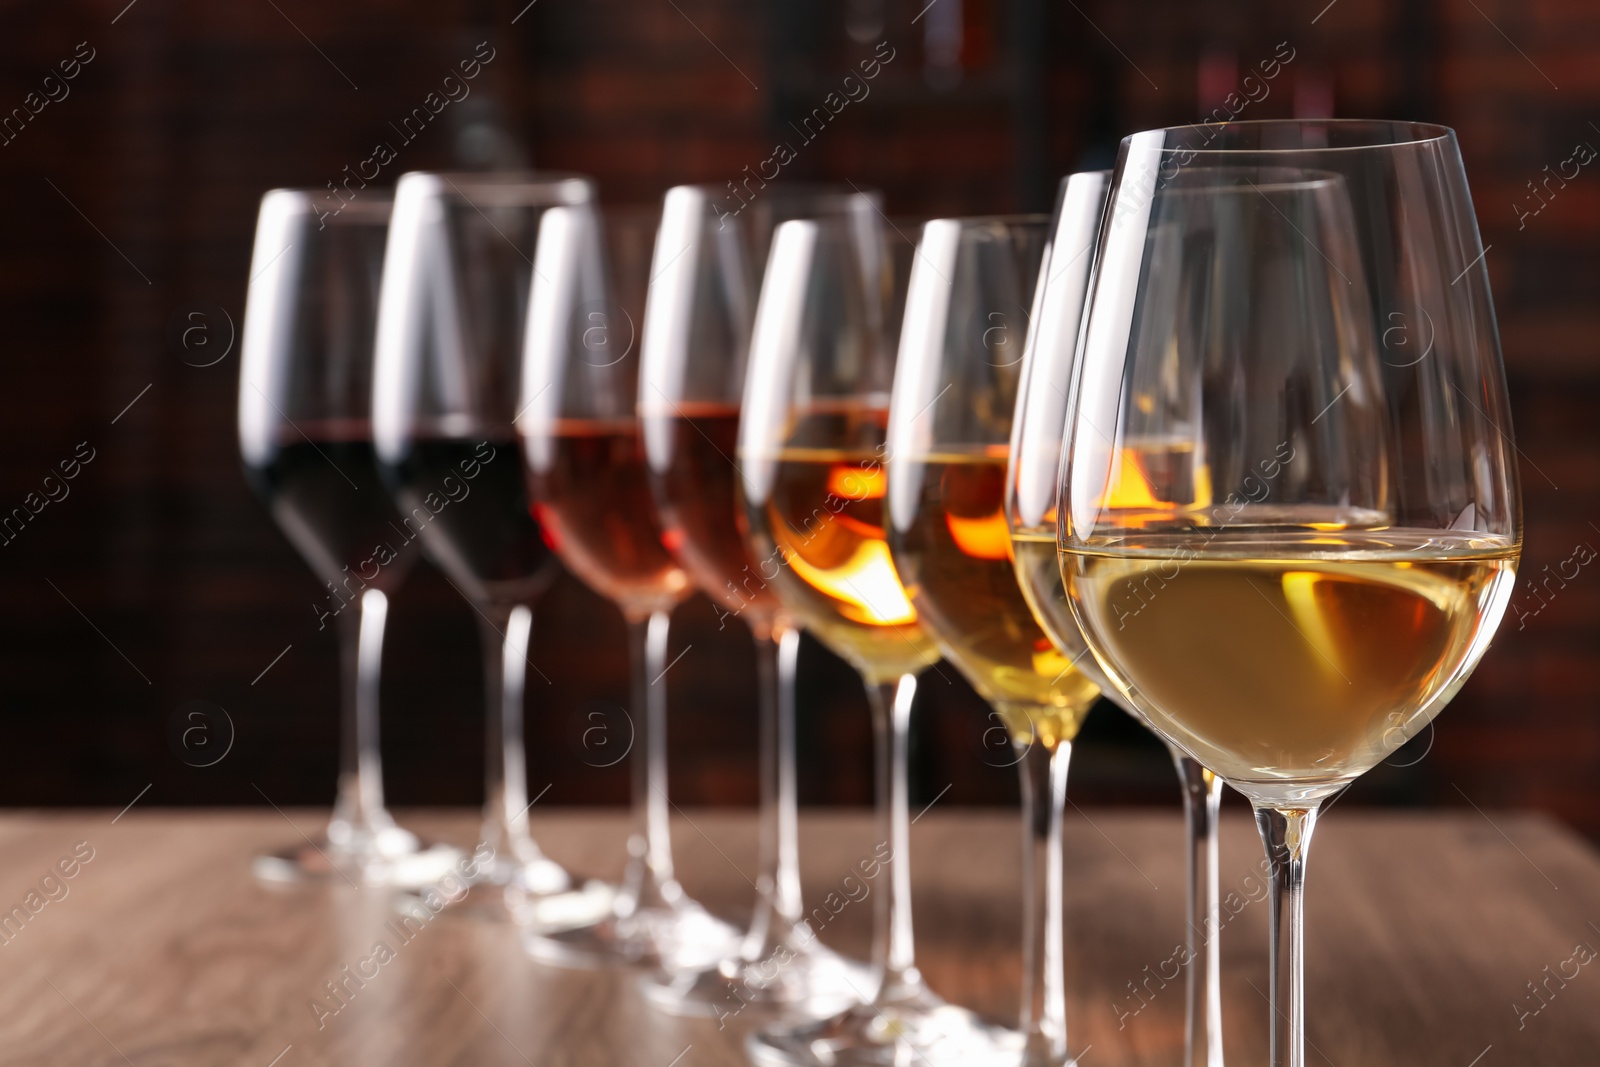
[739,203,1016,1066]
[517,201,739,969]
[884,213,1103,1067]
[637,184,875,1018]
[371,171,600,909]
[1007,170,1227,1067]
[238,189,460,886]
[1058,121,1521,1067]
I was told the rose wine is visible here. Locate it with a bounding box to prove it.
[893,448,1099,751]
[1064,528,1517,786]
[528,420,690,611]
[647,402,783,628]
[244,426,416,593]
[383,437,555,606]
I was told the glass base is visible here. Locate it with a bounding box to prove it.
[478,852,574,895]
[522,888,741,971]
[252,826,465,889]
[747,987,1022,1067]
[413,854,580,921]
[508,878,619,930]
[639,924,868,1021]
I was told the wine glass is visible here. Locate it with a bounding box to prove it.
[883,213,1101,1067]
[1058,120,1520,1067]
[1007,171,1227,1067]
[371,171,599,909]
[739,203,1016,1065]
[637,184,875,1018]
[517,201,740,969]
[238,189,460,886]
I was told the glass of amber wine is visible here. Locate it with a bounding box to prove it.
[884,214,1095,1067]
[740,205,1014,1066]
[638,184,874,1017]
[517,202,738,969]
[1007,171,1226,1067]
[1059,121,1521,1067]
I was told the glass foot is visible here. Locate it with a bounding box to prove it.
[747,987,1022,1067]
[486,853,573,895]
[509,877,619,930]
[523,888,741,971]
[640,923,869,1021]
[427,854,583,921]
[252,826,465,889]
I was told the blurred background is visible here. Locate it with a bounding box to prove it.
[1,0,1595,835]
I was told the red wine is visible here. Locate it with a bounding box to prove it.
[648,402,782,627]
[382,438,556,606]
[528,420,690,610]
[244,428,417,596]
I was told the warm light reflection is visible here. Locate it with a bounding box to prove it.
[1104,447,1162,508]
[1100,444,1213,517]
[1282,571,1345,680]
[782,530,917,625]
[828,464,886,501]
[946,509,1012,561]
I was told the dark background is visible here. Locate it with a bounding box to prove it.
[1,0,1595,834]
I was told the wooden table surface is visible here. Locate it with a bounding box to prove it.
[1,806,1596,1066]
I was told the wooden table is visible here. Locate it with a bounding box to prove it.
[1,807,1596,1066]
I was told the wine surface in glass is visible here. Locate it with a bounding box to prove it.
[385,437,555,606]
[245,429,415,593]
[650,402,782,624]
[1064,529,1517,786]
[897,448,1098,750]
[751,409,939,682]
[530,420,690,608]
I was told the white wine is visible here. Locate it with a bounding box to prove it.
[744,408,940,683]
[1012,530,1102,692]
[1064,529,1517,787]
[894,448,1098,750]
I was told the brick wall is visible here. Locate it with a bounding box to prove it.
[0,0,1595,836]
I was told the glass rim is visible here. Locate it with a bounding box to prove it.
[768,210,926,239]
[1145,167,1346,196]
[393,169,595,206]
[922,212,1051,228]
[1125,118,1455,155]
[679,180,876,204]
[259,187,392,220]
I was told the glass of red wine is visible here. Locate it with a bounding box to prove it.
[238,188,461,886]
[370,171,603,911]
[516,202,739,969]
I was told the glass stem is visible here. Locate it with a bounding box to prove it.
[622,609,681,912]
[476,603,537,867]
[1254,803,1322,1067]
[865,673,925,1005]
[1017,731,1072,1067]
[330,587,397,844]
[1174,752,1226,1067]
[743,621,804,959]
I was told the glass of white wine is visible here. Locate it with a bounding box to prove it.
[1059,121,1521,1067]
[1007,170,1226,1067]
[883,214,1097,1067]
[739,203,1016,1065]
